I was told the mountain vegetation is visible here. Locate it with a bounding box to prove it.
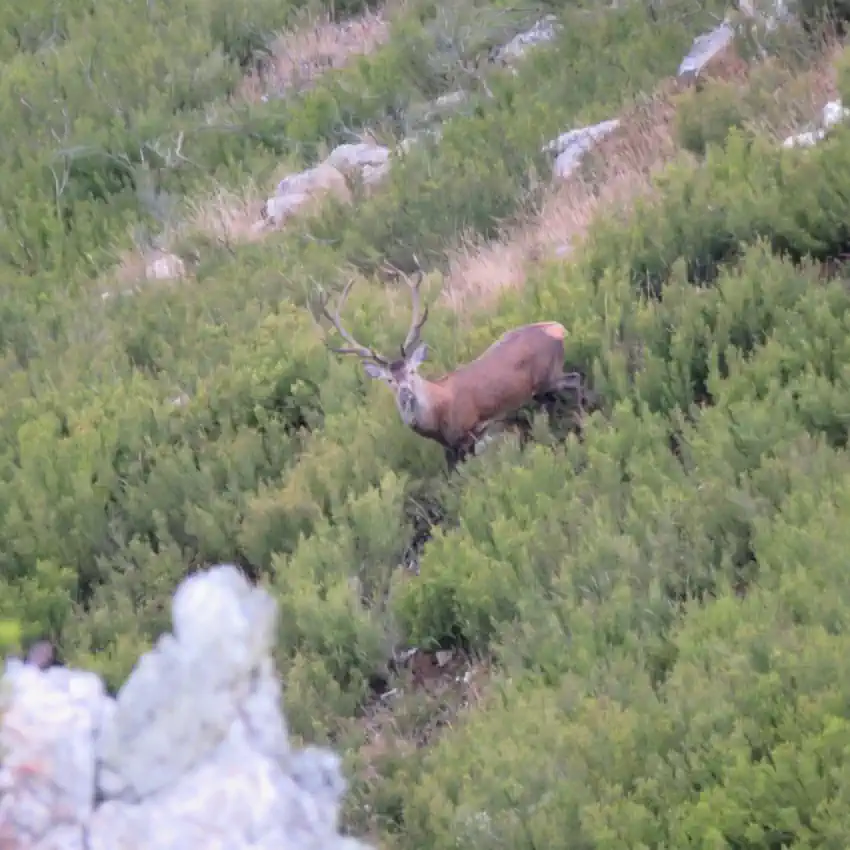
[3,0,850,845]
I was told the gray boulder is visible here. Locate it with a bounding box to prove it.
[0,565,373,850]
[677,22,736,81]
[493,16,559,64]
[544,118,621,180]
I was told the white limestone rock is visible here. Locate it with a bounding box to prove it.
[0,663,106,850]
[144,252,185,281]
[276,162,348,198]
[0,564,373,850]
[493,16,559,64]
[545,119,621,180]
[677,23,735,80]
[782,100,850,149]
[326,143,390,174]
[96,565,282,801]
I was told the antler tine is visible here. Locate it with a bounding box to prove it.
[401,271,429,357]
[314,279,390,364]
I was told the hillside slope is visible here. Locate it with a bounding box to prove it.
[4,0,850,846]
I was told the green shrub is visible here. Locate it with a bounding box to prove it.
[8,6,850,847]
[582,124,850,297]
[675,79,750,156]
[383,434,850,850]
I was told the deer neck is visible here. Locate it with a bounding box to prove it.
[403,374,442,434]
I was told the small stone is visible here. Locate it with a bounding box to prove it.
[494,16,559,64]
[265,192,311,224]
[144,252,185,281]
[436,650,454,668]
[326,143,390,174]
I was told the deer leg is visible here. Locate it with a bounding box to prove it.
[547,371,600,414]
[498,409,532,449]
[470,421,495,456]
[445,440,474,475]
[552,371,584,393]
[444,446,458,475]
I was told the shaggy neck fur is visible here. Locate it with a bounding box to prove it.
[399,374,441,433]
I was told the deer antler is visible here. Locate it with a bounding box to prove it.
[311,279,391,365]
[401,271,429,357]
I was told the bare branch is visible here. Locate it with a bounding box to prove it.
[49,160,70,201]
[141,131,198,171]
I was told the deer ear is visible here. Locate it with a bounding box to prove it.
[407,343,428,370]
[363,361,390,381]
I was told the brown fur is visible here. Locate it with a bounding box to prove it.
[407,322,575,452]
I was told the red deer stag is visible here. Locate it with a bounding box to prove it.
[311,275,589,471]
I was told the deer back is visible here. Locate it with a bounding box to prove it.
[428,322,566,440]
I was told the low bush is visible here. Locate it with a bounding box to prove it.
[6,7,850,848]
[394,485,850,850]
[582,121,850,297]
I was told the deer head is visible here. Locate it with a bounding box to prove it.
[311,274,431,426]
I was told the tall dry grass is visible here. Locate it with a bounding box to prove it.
[441,37,843,312]
[441,89,682,312]
[238,6,394,103]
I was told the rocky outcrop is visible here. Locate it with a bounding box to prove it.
[263,142,391,227]
[677,22,736,81]
[677,0,795,81]
[136,6,825,283]
[257,15,568,233]
[492,15,559,65]
[544,118,622,180]
[0,564,372,850]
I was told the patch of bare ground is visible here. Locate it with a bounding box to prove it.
[441,38,843,313]
[238,5,395,104]
[344,649,493,841]
[366,650,492,751]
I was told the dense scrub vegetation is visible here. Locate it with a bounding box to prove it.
[5,0,850,845]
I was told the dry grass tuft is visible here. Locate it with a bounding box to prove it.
[441,38,846,312]
[180,183,270,246]
[238,6,394,104]
[107,5,397,290]
[108,184,269,289]
[441,90,682,312]
[757,42,843,141]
